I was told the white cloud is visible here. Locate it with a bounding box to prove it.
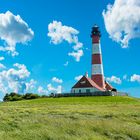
[47,83,62,93]
[0,11,34,56]
[64,61,69,66]
[130,74,140,83]
[73,42,83,51]
[0,63,6,69]
[0,63,30,94]
[48,21,83,61]
[38,86,48,94]
[103,0,140,48]
[0,63,65,95]
[0,57,4,61]
[48,21,79,44]
[26,79,37,92]
[13,63,30,79]
[75,75,83,81]
[38,83,62,95]
[52,77,63,84]
[68,50,83,62]
[106,76,122,84]
[0,82,7,94]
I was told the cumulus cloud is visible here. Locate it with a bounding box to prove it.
[0,63,64,95]
[68,50,83,62]
[130,74,140,83]
[48,21,79,44]
[47,84,62,93]
[26,79,37,92]
[38,86,48,94]
[0,63,6,69]
[48,21,83,62]
[123,74,131,82]
[0,63,30,94]
[38,84,62,94]
[0,11,34,56]
[75,75,83,81]
[13,63,30,79]
[0,57,4,61]
[52,77,63,84]
[106,76,122,84]
[0,81,7,94]
[73,42,83,51]
[103,0,140,48]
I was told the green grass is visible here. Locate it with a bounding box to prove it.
[0,96,140,140]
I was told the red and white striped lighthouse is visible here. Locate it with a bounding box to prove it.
[91,25,105,89]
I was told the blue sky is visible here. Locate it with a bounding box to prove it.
[0,0,140,99]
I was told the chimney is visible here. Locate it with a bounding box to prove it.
[85,72,88,78]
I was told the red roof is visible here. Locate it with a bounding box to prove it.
[72,76,105,91]
[105,81,113,90]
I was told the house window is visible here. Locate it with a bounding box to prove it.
[79,89,81,93]
[86,89,90,93]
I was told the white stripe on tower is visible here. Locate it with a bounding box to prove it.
[91,25,105,89]
[92,43,101,54]
[92,64,103,75]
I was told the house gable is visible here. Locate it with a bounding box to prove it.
[72,76,94,88]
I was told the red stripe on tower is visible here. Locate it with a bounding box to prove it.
[91,25,105,89]
[92,54,102,64]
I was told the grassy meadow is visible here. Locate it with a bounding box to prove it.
[0,96,140,140]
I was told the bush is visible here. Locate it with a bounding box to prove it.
[11,95,23,101]
[9,92,17,97]
[23,93,39,100]
[50,93,54,97]
[29,93,39,99]
[3,93,23,102]
[3,93,40,102]
[3,93,11,102]
[41,95,48,98]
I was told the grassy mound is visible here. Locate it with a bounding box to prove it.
[0,96,140,140]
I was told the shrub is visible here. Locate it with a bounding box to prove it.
[3,93,40,102]
[41,95,48,98]
[50,93,54,97]
[11,95,23,101]
[9,92,17,97]
[3,93,10,102]
[23,93,39,100]
[3,93,23,102]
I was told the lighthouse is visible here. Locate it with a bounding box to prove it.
[91,25,105,89]
[71,25,115,94]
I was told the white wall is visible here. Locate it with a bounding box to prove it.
[71,87,100,93]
